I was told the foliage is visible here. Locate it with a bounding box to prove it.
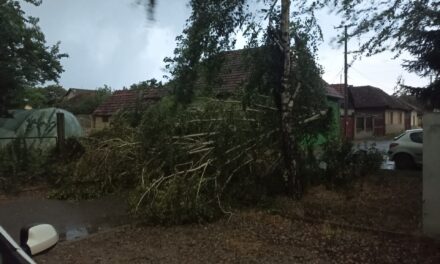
[12,84,66,109]
[320,140,383,188]
[164,0,249,103]
[129,78,163,90]
[320,0,440,109]
[57,85,111,115]
[0,140,50,192]
[0,0,67,116]
[51,97,288,223]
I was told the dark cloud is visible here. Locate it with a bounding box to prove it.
[20,0,426,94]
[21,0,189,90]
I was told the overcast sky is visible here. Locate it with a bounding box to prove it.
[21,0,429,95]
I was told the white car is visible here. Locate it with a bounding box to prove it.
[0,224,58,264]
[388,129,423,170]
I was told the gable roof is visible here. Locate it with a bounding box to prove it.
[64,88,96,98]
[325,85,343,99]
[93,89,168,116]
[350,85,409,110]
[397,95,425,113]
[329,84,410,110]
[198,49,341,99]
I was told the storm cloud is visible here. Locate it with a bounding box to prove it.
[20,0,428,94]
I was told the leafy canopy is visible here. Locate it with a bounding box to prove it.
[0,0,67,115]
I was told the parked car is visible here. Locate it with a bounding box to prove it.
[0,224,58,264]
[388,129,423,170]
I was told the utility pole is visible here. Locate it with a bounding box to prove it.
[344,25,348,138]
[335,24,354,138]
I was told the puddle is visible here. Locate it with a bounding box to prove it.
[61,218,127,241]
[381,155,395,170]
[65,225,89,241]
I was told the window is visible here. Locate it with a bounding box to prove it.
[390,112,394,124]
[356,117,364,132]
[366,117,373,131]
[398,112,402,124]
[102,116,109,123]
[410,132,423,144]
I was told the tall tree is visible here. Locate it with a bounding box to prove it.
[165,0,325,198]
[320,0,440,109]
[0,0,67,116]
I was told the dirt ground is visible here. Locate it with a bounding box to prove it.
[31,171,440,263]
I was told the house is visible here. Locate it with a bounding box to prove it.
[195,49,343,140]
[92,88,168,130]
[397,95,424,128]
[59,88,100,134]
[329,84,411,139]
[63,88,97,101]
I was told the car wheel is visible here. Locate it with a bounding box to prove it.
[394,153,414,170]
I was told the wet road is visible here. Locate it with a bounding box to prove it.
[0,194,128,242]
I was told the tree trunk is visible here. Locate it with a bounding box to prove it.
[280,0,302,199]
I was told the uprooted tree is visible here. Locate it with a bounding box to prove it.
[165,0,328,199]
[51,0,333,223]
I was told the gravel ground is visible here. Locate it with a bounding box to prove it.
[35,212,440,264]
[34,171,440,264]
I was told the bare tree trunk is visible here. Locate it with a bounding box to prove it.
[280,0,302,199]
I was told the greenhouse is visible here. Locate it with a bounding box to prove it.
[0,108,83,149]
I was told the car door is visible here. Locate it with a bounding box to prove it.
[408,131,423,164]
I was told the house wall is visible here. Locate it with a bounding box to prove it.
[410,111,420,128]
[92,115,110,130]
[385,110,406,135]
[75,114,92,135]
[353,110,384,140]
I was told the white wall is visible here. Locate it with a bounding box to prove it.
[423,113,440,238]
[385,110,405,134]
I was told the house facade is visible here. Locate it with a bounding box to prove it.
[92,89,167,130]
[196,49,344,141]
[330,84,411,140]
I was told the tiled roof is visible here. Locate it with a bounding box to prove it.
[198,49,338,99]
[329,84,410,110]
[325,86,343,99]
[350,86,410,110]
[195,49,251,95]
[93,89,168,116]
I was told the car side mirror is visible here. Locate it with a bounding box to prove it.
[20,224,58,256]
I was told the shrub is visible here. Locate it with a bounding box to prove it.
[320,140,384,188]
[0,139,50,192]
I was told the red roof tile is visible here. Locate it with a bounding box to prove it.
[199,49,340,99]
[93,89,168,116]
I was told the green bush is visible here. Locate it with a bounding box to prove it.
[320,140,384,188]
[0,139,50,192]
